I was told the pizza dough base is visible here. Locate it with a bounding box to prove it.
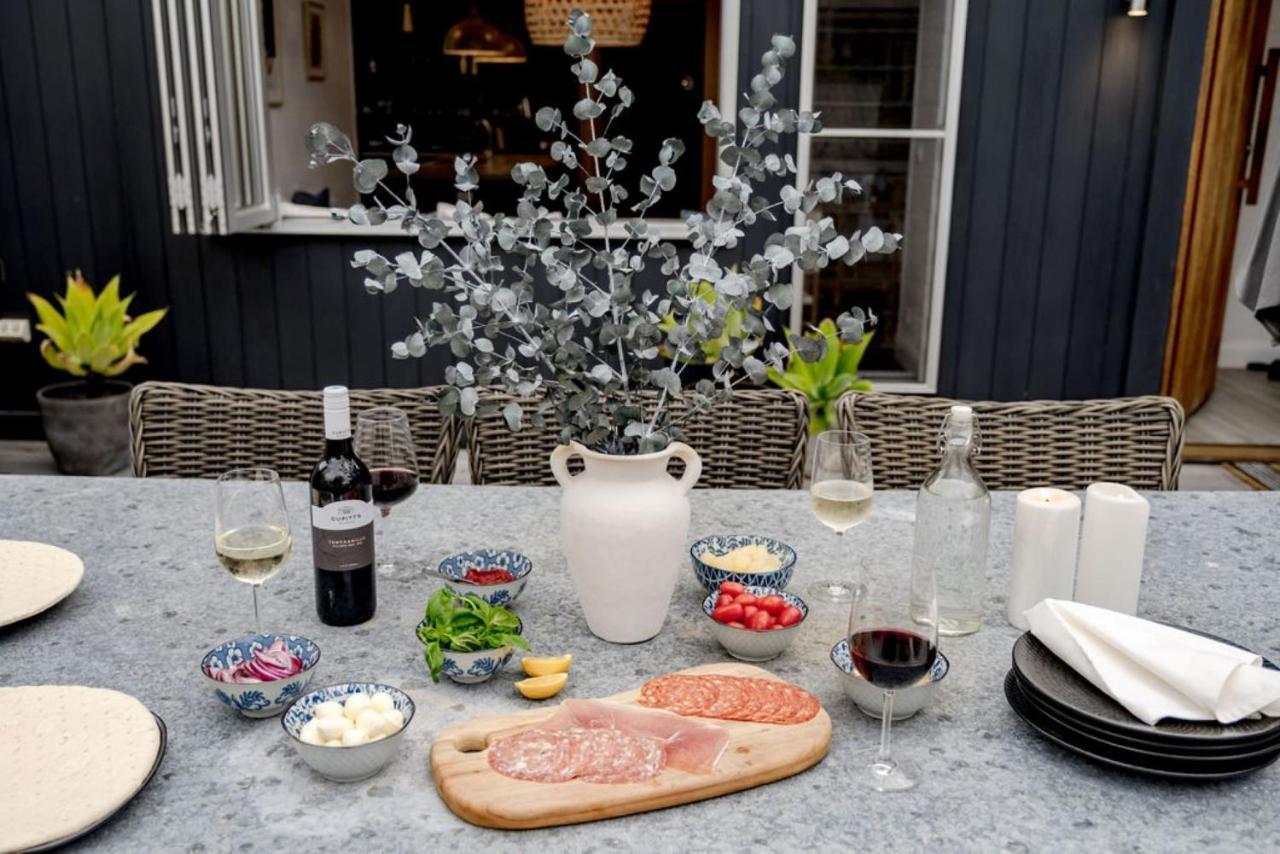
[0,540,85,626]
[0,686,160,852]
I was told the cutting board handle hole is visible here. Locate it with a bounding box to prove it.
[451,733,489,753]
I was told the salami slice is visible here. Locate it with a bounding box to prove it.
[578,729,664,784]
[488,725,668,784]
[487,729,578,782]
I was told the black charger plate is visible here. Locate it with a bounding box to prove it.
[1012,670,1280,764]
[1005,672,1280,781]
[1011,631,1280,746]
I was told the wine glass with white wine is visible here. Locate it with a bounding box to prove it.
[809,430,874,603]
[214,468,293,634]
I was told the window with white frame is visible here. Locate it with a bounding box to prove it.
[794,0,966,390]
[151,0,735,240]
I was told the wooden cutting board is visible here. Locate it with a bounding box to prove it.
[430,661,831,829]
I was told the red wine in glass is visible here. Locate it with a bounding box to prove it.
[370,466,418,510]
[850,628,937,689]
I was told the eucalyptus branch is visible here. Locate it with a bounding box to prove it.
[305,11,895,451]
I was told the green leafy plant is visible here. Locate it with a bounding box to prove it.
[767,318,873,433]
[27,271,167,391]
[308,10,899,454]
[657,281,755,365]
[415,588,529,683]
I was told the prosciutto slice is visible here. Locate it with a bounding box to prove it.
[540,699,730,775]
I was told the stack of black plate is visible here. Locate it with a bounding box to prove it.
[1006,631,1280,780]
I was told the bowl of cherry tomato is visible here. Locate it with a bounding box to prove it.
[702,582,807,662]
[437,548,532,607]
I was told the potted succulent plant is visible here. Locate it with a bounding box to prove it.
[306,12,899,642]
[768,318,874,434]
[27,272,167,475]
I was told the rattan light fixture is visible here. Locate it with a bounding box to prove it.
[524,0,652,48]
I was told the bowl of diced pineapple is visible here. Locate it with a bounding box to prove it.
[690,535,796,594]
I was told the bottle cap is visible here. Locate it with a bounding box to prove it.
[949,405,973,425]
[323,385,351,439]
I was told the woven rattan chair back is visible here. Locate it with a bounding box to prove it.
[466,389,809,488]
[129,382,459,482]
[835,392,1184,490]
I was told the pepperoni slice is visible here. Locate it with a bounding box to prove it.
[638,674,820,725]
[639,675,717,716]
[702,675,750,719]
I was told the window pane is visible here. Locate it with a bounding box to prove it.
[803,137,941,378]
[813,0,952,129]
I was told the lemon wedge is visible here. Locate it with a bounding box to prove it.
[515,672,568,700]
[521,654,573,677]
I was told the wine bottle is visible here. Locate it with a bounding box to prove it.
[311,385,377,625]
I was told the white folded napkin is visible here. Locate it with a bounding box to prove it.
[1024,599,1280,725]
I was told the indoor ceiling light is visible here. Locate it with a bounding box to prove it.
[1127,0,1148,17]
[443,7,522,58]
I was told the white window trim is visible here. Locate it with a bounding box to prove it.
[255,0,744,242]
[790,0,968,394]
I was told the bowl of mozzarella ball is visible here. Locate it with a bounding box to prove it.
[281,682,415,782]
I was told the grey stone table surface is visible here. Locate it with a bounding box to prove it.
[2,476,1279,853]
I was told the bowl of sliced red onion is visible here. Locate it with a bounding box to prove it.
[201,633,320,718]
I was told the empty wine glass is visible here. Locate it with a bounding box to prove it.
[809,430,873,603]
[214,468,292,634]
[847,559,938,792]
[354,406,419,579]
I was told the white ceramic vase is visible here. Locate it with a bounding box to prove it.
[550,440,702,643]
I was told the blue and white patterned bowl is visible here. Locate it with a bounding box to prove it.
[831,639,950,720]
[437,548,533,606]
[200,633,320,719]
[417,616,523,684]
[281,682,415,782]
[702,586,807,662]
[690,535,797,594]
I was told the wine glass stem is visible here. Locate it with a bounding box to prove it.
[877,690,896,764]
[376,509,389,561]
[251,584,262,634]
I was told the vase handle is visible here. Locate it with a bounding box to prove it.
[549,443,578,487]
[668,442,702,494]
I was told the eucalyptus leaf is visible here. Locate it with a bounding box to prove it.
[352,158,388,194]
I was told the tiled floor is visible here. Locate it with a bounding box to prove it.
[1178,463,1253,491]
[1185,368,1280,445]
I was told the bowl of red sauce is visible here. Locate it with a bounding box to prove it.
[436,549,532,606]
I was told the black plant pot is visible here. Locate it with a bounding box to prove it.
[35,380,132,475]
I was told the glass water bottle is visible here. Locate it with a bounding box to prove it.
[910,405,990,636]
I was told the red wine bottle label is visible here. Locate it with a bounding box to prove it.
[311,499,375,572]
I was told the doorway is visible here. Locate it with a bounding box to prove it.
[1165,0,1280,490]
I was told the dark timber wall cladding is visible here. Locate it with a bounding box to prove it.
[0,0,1210,438]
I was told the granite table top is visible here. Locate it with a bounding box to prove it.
[2,476,1278,853]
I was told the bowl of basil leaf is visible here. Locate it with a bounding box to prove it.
[416,588,530,684]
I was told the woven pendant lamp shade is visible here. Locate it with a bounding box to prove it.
[524,0,652,48]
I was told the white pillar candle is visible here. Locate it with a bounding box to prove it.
[1007,488,1081,630]
[1073,482,1150,615]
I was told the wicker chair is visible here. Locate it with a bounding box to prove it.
[836,392,1185,490]
[467,389,810,488]
[129,382,460,482]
